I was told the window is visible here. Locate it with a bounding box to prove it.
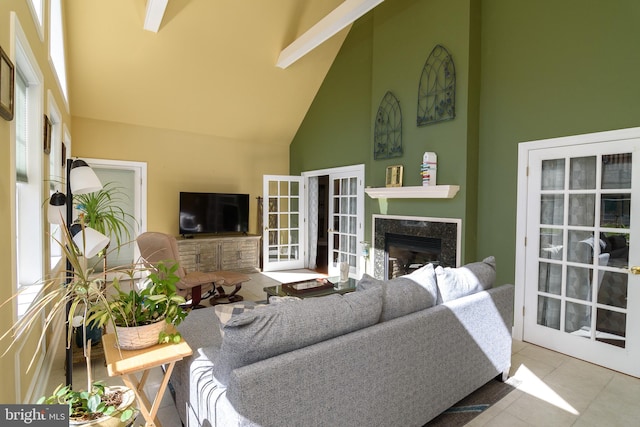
[27,0,44,40]
[14,15,44,316]
[48,92,64,269]
[49,0,68,102]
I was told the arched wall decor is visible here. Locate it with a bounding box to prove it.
[417,44,456,126]
[374,91,403,160]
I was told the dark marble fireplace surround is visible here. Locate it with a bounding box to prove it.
[373,215,461,279]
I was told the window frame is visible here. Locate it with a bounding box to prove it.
[13,14,45,316]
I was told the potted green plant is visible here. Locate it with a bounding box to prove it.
[38,382,135,426]
[0,223,137,426]
[74,181,136,252]
[87,261,188,350]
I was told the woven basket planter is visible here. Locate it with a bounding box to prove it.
[114,321,166,350]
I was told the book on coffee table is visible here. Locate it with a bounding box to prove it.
[283,278,335,294]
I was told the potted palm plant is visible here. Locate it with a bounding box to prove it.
[0,223,137,426]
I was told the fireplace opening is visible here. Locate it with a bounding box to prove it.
[385,233,442,279]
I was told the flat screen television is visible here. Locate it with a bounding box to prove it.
[179,192,249,236]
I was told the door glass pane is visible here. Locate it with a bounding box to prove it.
[566,265,592,301]
[567,230,595,264]
[291,181,299,195]
[268,197,278,212]
[290,197,299,212]
[569,156,596,190]
[349,217,356,234]
[568,194,595,226]
[540,195,564,225]
[538,296,561,329]
[349,177,357,194]
[349,196,356,214]
[565,301,591,336]
[291,230,299,244]
[268,214,277,228]
[542,159,565,190]
[602,232,629,268]
[596,308,626,348]
[540,228,564,259]
[539,262,562,295]
[597,271,628,309]
[281,198,289,212]
[268,231,277,245]
[602,153,632,189]
[280,181,289,196]
[268,181,278,196]
[601,194,630,228]
[290,214,298,228]
[341,178,348,194]
[333,180,340,195]
[279,214,289,228]
[268,246,278,261]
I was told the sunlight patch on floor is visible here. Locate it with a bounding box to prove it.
[511,364,579,415]
[260,269,326,284]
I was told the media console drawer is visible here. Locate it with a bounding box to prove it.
[177,235,261,273]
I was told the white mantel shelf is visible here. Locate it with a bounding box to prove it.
[364,185,460,199]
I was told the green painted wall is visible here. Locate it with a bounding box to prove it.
[477,0,640,285]
[291,0,478,262]
[291,0,640,285]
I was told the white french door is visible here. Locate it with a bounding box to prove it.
[516,129,640,377]
[263,165,365,276]
[262,175,305,272]
[327,171,364,278]
[85,158,147,272]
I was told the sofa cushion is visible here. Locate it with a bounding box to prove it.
[212,285,383,385]
[435,256,496,302]
[357,264,438,322]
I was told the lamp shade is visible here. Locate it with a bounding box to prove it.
[48,191,67,225]
[69,159,103,195]
[69,223,110,258]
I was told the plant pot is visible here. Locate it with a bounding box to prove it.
[114,321,166,350]
[69,386,136,427]
[75,322,103,348]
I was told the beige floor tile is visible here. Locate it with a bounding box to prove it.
[509,353,556,379]
[511,340,528,354]
[518,344,569,368]
[477,410,533,427]
[504,392,578,426]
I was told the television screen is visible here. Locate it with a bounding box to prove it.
[179,192,249,235]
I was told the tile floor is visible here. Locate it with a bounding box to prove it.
[48,272,640,426]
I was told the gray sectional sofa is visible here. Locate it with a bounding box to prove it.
[172,258,514,427]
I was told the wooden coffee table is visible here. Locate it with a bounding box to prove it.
[263,277,357,302]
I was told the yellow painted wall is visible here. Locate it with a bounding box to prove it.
[72,117,290,236]
[1,1,72,404]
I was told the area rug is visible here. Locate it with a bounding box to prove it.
[424,379,516,426]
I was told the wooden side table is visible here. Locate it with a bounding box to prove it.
[102,329,192,427]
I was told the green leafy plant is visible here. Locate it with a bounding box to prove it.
[88,261,188,341]
[74,181,136,252]
[38,382,135,423]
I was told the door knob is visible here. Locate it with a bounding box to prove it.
[630,266,640,275]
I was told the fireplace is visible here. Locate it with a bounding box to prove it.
[373,215,461,279]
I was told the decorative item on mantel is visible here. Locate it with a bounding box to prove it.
[421,152,437,186]
[417,44,456,126]
[374,91,403,159]
[385,165,403,187]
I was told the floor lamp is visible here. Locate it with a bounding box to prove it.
[48,158,110,387]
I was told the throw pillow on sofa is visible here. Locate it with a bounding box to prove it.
[214,301,267,336]
[212,285,383,386]
[435,256,496,302]
[357,263,439,322]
